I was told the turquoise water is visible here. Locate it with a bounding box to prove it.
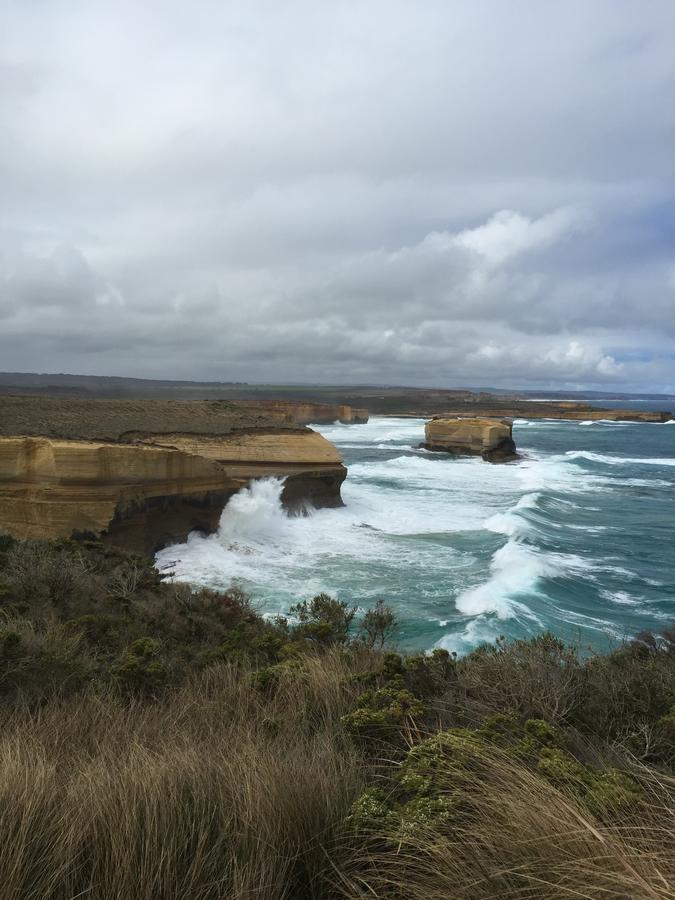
[157,411,675,653]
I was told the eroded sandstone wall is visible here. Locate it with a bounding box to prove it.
[0,436,237,547]
[231,400,369,424]
[422,417,518,462]
[0,397,347,552]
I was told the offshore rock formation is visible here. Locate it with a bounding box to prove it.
[0,397,346,553]
[422,417,518,463]
[232,400,369,425]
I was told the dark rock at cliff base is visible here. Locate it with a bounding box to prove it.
[481,435,518,463]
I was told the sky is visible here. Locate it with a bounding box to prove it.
[1,1,674,392]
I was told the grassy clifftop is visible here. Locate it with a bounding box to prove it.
[0,395,305,441]
[0,536,673,899]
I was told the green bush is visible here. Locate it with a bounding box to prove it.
[0,619,92,702]
[289,593,356,645]
[570,638,675,763]
[341,686,426,740]
[359,598,398,649]
[111,637,168,695]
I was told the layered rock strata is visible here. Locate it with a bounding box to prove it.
[422,417,518,462]
[399,401,671,423]
[0,397,346,553]
[232,400,369,424]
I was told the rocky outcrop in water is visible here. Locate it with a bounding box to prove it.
[422,417,518,462]
[0,397,346,553]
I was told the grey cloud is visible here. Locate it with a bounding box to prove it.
[1,0,674,391]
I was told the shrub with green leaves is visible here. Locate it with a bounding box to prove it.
[111,637,168,694]
[289,593,356,645]
[360,598,398,649]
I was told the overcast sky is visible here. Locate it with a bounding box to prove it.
[1,1,674,391]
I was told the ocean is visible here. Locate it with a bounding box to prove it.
[156,406,675,654]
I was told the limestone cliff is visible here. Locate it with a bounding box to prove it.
[422,417,518,462]
[0,397,346,553]
[391,399,672,423]
[232,400,369,425]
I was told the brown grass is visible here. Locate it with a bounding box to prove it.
[335,746,675,899]
[0,652,373,900]
[1,537,673,898]
[1,651,673,899]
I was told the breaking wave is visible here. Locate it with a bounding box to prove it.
[565,450,675,467]
[158,414,675,654]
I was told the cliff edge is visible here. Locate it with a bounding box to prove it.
[0,397,346,552]
[232,400,369,424]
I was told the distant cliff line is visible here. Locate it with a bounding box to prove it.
[0,372,670,422]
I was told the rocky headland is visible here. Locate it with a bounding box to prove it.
[422,417,518,462]
[0,397,346,552]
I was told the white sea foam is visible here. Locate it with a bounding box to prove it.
[600,589,640,606]
[453,541,553,617]
[453,535,596,620]
[483,492,540,538]
[565,523,609,532]
[566,450,675,466]
[579,419,633,427]
[156,415,673,653]
[613,478,671,487]
[435,616,504,654]
[158,441,617,602]
[315,417,425,447]
[217,477,288,546]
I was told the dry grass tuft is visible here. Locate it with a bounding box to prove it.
[335,746,675,899]
[0,653,368,900]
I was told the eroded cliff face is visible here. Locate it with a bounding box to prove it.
[232,400,369,424]
[422,417,518,462]
[0,397,346,553]
[394,401,671,423]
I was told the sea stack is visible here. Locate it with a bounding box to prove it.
[422,417,518,463]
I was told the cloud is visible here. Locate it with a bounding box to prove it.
[0,0,674,391]
[452,208,586,266]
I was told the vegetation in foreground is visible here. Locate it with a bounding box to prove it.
[0,535,673,899]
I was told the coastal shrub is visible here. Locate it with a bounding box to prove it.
[0,536,673,898]
[340,648,457,743]
[111,637,169,695]
[360,598,398,648]
[457,631,583,723]
[0,533,15,562]
[1,539,101,615]
[338,740,673,900]
[0,617,92,703]
[341,685,426,741]
[403,647,456,698]
[570,632,675,763]
[347,713,644,846]
[289,592,356,645]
